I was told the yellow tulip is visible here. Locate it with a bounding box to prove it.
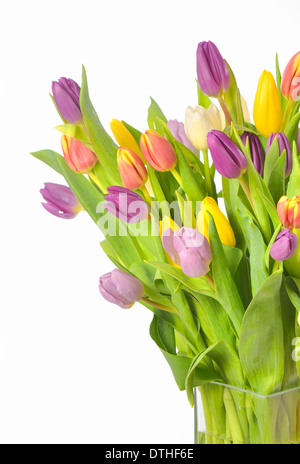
[253,70,282,138]
[110,119,145,162]
[197,197,236,247]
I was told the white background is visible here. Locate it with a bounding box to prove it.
[1,0,299,444]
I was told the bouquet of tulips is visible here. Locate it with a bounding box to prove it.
[32,41,300,444]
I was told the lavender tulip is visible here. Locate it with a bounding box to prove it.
[99,269,144,309]
[167,120,196,154]
[241,132,264,176]
[207,130,247,179]
[162,227,212,277]
[105,187,149,223]
[196,41,230,98]
[40,183,82,219]
[270,229,298,261]
[266,132,292,177]
[52,77,82,124]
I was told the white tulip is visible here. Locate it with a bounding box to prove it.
[184,104,223,151]
[240,94,251,123]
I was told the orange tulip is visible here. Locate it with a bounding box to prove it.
[281,52,300,101]
[277,195,300,229]
[61,135,98,174]
[140,130,177,172]
[117,148,148,190]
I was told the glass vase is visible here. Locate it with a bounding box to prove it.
[194,382,300,444]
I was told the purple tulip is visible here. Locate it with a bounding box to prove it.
[207,130,247,179]
[241,132,264,176]
[52,77,82,124]
[196,41,230,98]
[105,186,149,223]
[270,229,298,261]
[162,227,212,277]
[40,183,82,219]
[266,132,292,177]
[167,120,196,154]
[99,269,144,309]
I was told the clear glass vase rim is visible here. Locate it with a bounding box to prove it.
[197,381,300,399]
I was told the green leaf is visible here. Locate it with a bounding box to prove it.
[80,66,121,185]
[287,141,300,197]
[259,191,281,230]
[185,341,244,406]
[267,150,286,204]
[150,316,219,392]
[239,271,285,395]
[174,141,206,202]
[224,61,244,125]
[223,245,243,277]
[236,209,269,296]
[275,53,288,114]
[196,80,212,109]
[285,111,300,143]
[189,294,236,347]
[147,97,167,136]
[222,177,247,251]
[281,280,299,389]
[31,149,64,175]
[263,137,280,184]
[145,261,216,299]
[55,124,92,147]
[209,215,245,336]
[285,277,300,313]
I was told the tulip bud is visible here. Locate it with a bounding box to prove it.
[197,197,236,247]
[241,132,264,176]
[196,41,230,98]
[277,195,300,229]
[253,71,282,137]
[110,119,145,162]
[117,148,148,190]
[140,130,177,172]
[207,130,247,179]
[281,52,300,101]
[40,183,83,219]
[162,226,212,277]
[270,229,298,261]
[266,132,292,177]
[184,104,224,151]
[167,120,196,154]
[105,186,149,223]
[61,135,98,174]
[52,77,82,124]
[99,269,144,309]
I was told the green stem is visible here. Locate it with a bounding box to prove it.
[218,97,233,125]
[140,185,152,204]
[199,387,214,444]
[281,100,295,131]
[238,176,257,216]
[202,150,214,199]
[223,388,245,444]
[171,168,183,188]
